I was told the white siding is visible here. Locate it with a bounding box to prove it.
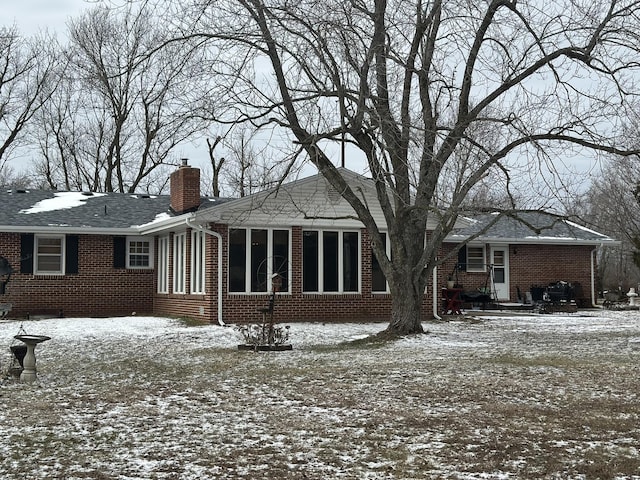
[196,170,395,229]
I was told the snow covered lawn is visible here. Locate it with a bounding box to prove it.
[1,311,639,479]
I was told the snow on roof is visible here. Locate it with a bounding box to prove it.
[448,211,617,244]
[133,212,172,228]
[19,191,107,214]
[565,220,610,238]
[129,194,158,199]
[525,235,570,240]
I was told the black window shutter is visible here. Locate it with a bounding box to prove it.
[65,235,79,274]
[113,237,126,269]
[457,245,467,272]
[20,233,34,274]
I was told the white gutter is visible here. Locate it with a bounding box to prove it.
[186,216,225,326]
[0,225,142,235]
[432,265,442,320]
[136,214,193,235]
[446,234,619,247]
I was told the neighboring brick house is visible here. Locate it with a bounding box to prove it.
[0,162,616,322]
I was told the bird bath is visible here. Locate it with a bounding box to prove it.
[14,334,51,383]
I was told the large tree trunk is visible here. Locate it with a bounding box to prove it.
[384,281,425,336]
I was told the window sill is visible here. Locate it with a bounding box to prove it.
[302,292,362,297]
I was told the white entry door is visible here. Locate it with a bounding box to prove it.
[490,246,510,301]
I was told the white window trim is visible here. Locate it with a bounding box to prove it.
[303,229,361,294]
[34,234,65,275]
[126,236,153,270]
[229,227,291,294]
[466,244,486,273]
[157,236,169,294]
[173,233,186,294]
[190,229,206,294]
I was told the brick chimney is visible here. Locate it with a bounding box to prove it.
[170,159,201,214]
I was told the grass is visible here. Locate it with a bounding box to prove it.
[1,315,639,479]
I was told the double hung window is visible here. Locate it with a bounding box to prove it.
[127,237,152,268]
[35,235,64,274]
[466,245,486,272]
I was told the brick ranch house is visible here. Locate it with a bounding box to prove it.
[0,162,616,323]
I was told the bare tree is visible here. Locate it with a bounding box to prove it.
[176,0,640,334]
[206,136,225,197]
[201,125,301,197]
[574,150,640,292]
[222,125,296,197]
[0,27,59,174]
[32,3,210,193]
[0,163,31,188]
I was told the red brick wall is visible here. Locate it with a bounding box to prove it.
[440,242,593,305]
[439,243,490,293]
[1,227,595,323]
[0,233,155,318]
[222,226,396,323]
[163,225,439,324]
[508,244,593,305]
[154,227,596,324]
[152,225,402,323]
[170,165,200,214]
[152,230,217,322]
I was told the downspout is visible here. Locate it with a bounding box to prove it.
[433,265,442,320]
[591,246,601,308]
[186,216,225,326]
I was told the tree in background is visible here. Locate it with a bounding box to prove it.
[0,164,30,189]
[201,125,303,197]
[574,152,640,294]
[31,3,211,193]
[205,135,226,197]
[173,0,640,334]
[0,27,59,176]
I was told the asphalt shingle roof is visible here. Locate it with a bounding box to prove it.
[450,211,616,244]
[0,189,173,231]
[0,187,615,246]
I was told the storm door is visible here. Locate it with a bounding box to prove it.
[490,246,509,301]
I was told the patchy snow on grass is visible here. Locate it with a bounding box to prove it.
[1,310,639,479]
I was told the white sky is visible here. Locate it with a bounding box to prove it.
[1,0,597,194]
[3,0,95,36]
[2,0,219,181]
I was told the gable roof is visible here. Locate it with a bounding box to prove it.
[190,168,458,231]
[191,168,383,229]
[447,211,617,246]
